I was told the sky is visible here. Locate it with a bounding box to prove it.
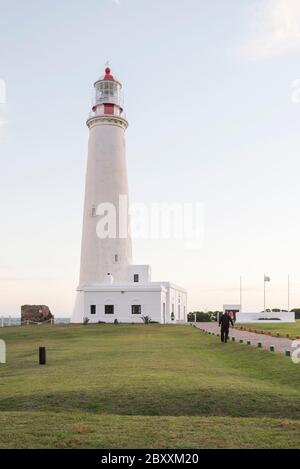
[1,0,300,316]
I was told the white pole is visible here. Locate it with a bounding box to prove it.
[1,316,3,328]
[263,274,266,313]
[240,276,242,313]
[288,275,290,312]
[194,312,196,323]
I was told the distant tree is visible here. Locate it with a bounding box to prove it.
[291,308,300,320]
[210,311,220,322]
[187,311,214,322]
[187,312,194,322]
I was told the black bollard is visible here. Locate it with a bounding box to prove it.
[39,346,46,365]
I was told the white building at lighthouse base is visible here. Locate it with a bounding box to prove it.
[72,265,187,324]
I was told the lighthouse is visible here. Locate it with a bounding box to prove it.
[78,67,132,287]
[72,66,187,324]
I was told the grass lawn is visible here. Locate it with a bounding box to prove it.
[240,321,300,339]
[0,323,300,448]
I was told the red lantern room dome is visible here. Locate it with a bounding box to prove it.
[103,67,114,81]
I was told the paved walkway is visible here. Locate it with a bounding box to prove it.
[194,322,295,356]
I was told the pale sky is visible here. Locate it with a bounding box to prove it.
[1,0,300,316]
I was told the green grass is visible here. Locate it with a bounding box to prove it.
[240,321,300,339]
[0,323,300,448]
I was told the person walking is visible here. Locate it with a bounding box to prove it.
[219,311,234,343]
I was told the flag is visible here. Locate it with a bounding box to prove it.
[264,275,271,282]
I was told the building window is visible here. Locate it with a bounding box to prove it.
[90,305,96,315]
[133,274,139,283]
[114,254,118,262]
[131,305,141,314]
[105,305,114,315]
[172,303,174,313]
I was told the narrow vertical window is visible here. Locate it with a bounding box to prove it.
[90,305,96,315]
[134,274,139,283]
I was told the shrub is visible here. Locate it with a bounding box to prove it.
[291,309,300,320]
[141,315,151,324]
[83,317,90,325]
[187,311,218,322]
[114,319,119,325]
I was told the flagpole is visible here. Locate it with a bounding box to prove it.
[240,276,242,313]
[263,274,266,313]
[288,275,290,312]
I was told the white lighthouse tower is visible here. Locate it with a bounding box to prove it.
[72,66,187,324]
[79,67,131,286]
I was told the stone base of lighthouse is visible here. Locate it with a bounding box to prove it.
[72,264,187,324]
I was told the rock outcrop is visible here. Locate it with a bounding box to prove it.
[21,305,53,324]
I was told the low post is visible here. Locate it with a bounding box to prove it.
[285,350,291,357]
[258,342,262,348]
[239,339,243,344]
[232,337,235,342]
[39,346,46,365]
[247,341,251,345]
[270,345,275,352]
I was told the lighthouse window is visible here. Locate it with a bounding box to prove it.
[90,305,96,315]
[105,305,114,315]
[132,305,141,314]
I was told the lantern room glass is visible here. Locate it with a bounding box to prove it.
[95,81,121,106]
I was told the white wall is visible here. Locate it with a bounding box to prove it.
[236,312,295,323]
[166,286,187,323]
[84,290,162,323]
[127,265,151,283]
